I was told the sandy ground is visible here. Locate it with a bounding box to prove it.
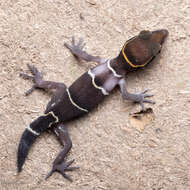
[1,0,190,189]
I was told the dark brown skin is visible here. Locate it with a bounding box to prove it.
[17,29,168,181]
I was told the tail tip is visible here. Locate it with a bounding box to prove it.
[18,167,22,173]
[17,129,38,175]
[17,161,23,173]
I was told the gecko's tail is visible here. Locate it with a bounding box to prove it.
[17,129,38,172]
[17,112,58,173]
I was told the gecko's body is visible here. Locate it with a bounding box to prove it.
[46,60,121,119]
[17,29,168,181]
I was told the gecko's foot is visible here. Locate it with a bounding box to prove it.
[64,36,86,58]
[133,89,155,111]
[20,64,43,95]
[45,158,79,181]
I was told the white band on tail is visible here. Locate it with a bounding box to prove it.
[26,126,40,136]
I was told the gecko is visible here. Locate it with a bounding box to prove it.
[17,29,168,181]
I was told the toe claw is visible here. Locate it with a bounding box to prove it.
[25,86,36,96]
[64,42,71,49]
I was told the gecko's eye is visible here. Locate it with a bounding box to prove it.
[138,30,152,40]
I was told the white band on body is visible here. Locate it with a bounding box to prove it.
[66,88,88,112]
[44,111,59,123]
[88,69,109,95]
[43,111,59,128]
[107,59,122,78]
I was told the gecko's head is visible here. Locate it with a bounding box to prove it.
[119,29,168,69]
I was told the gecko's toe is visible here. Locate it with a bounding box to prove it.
[72,36,75,46]
[26,64,43,79]
[64,42,72,50]
[45,158,79,181]
[64,37,86,57]
[143,99,155,104]
[24,86,36,96]
[20,72,34,80]
[27,64,38,75]
[20,65,44,95]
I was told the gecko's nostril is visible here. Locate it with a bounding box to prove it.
[161,29,169,37]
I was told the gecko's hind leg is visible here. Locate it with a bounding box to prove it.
[64,36,107,64]
[45,124,79,181]
[20,64,67,96]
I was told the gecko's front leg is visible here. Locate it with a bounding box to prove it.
[64,36,107,64]
[119,78,155,111]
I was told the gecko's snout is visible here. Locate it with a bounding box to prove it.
[160,29,169,41]
[152,29,169,45]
